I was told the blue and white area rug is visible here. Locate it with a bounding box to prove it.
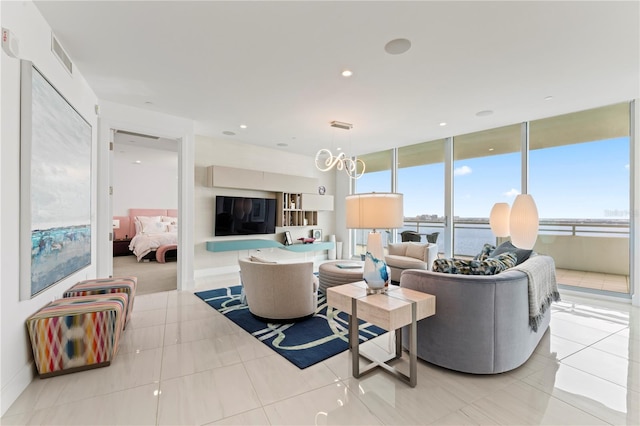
[195,285,386,369]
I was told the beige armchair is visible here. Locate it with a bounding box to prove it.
[238,258,318,322]
[385,242,438,282]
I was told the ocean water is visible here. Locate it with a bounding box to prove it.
[356,226,496,257]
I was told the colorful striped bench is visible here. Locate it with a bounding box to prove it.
[63,277,137,327]
[26,293,127,377]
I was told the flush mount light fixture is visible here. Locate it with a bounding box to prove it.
[384,38,411,55]
[134,160,142,164]
[341,70,353,77]
[239,124,247,129]
[439,122,447,127]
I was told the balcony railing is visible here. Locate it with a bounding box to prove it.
[355,218,630,294]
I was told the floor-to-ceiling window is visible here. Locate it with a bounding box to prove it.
[452,124,521,256]
[397,139,446,252]
[529,102,631,294]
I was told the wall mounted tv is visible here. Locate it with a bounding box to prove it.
[215,196,277,236]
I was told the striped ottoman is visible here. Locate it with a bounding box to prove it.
[26,293,127,377]
[63,277,136,327]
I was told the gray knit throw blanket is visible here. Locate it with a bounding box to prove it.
[512,255,560,332]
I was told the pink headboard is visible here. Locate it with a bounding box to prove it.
[112,209,178,239]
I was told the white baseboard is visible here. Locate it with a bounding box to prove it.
[1,361,35,417]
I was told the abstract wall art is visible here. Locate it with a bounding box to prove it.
[20,60,92,299]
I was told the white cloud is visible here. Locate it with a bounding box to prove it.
[625,164,630,170]
[454,165,472,176]
[503,188,520,198]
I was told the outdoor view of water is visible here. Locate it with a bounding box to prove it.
[355,226,496,257]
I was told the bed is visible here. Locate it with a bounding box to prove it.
[113,209,178,262]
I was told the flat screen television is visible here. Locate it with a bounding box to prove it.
[215,196,277,236]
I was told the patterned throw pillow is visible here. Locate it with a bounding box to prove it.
[432,252,517,275]
[432,257,468,274]
[473,243,496,261]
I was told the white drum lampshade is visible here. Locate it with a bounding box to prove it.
[346,193,404,257]
[489,202,511,237]
[346,193,403,293]
[509,194,539,249]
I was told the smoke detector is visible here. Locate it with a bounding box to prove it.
[330,121,353,130]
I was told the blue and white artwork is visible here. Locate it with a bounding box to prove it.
[23,62,92,297]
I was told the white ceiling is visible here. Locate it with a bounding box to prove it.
[34,1,639,157]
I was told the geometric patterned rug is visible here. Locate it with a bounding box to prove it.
[195,285,386,369]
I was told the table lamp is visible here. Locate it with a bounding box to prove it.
[346,192,403,293]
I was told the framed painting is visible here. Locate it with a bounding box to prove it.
[20,60,92,299]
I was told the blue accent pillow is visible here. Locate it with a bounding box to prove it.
[489,241,532,266]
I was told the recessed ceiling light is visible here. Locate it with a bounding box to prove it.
[341,70,353,77]
[134,160,142,164]
[476,110,494,117]
[277,143,288,147]
[144,101,153,105]
[544,96,554,101]
[222,131,236,136]
[489,148,495,151]
[439,122,447,127]
[240,124,247,129]
[384,38,411,55]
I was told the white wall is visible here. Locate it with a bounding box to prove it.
[194,136,336,276]
[1,1,99,415]
[112,145,178,216]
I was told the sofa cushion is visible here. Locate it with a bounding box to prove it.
[385,254,429,270]
[387,243,408,256]
[474,243,496,261]
[432,252,517,275]
[406,242,429,261]
[489,241,532,266]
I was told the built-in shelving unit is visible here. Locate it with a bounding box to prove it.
[277,193,313,227]
[206,165,334,229]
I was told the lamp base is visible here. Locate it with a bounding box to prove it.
[363,252,390,294]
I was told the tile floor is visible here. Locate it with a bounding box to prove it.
[2,274,639,425]
[556,268,630,294]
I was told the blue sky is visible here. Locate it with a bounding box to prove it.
[356,137,630,220]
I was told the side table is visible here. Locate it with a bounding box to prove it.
[113,239,132,257]
[327,281,435,387]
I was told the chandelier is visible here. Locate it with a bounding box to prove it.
[314,121,365,179]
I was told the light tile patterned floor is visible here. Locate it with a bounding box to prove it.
[557,268,630,293]
[2,274,638,425]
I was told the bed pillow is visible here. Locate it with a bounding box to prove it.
[141,220,167,234]
[162,216,178,225]
[489,241,532,266]
[135,215,162,233]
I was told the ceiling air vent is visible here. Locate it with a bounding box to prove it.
[51,33,72,75]
[330,121,353,130]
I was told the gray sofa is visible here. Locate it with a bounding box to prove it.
[399,255,555,374]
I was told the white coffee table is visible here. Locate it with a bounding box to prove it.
[327,281,435,387]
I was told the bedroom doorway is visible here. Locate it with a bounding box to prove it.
[111,130,179,295]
